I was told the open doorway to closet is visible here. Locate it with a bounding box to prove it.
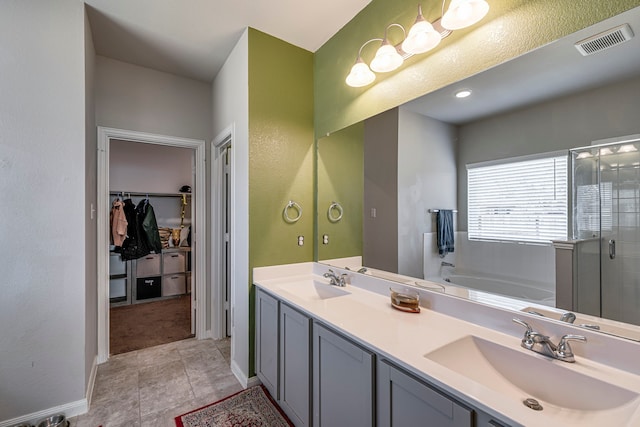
[108,139,195,354]
[97,127,207,363]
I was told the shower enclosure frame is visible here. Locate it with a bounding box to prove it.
[569,134,640,326]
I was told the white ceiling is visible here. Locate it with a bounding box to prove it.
[85,0,371,82]
[403,6,640,125]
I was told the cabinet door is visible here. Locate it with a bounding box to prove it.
[280,304,311,426]
[255,289,279,399]
[313,322,374,427]
[377,360,473,427]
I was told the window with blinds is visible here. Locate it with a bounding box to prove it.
[467,154,568,243]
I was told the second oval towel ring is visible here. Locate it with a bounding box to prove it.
[327,201,344,223]
[283,200,303,223]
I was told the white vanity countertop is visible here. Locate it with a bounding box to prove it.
[253,262,640,427]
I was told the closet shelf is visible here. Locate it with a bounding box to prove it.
[110,191,191,198]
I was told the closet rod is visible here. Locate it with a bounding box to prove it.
[110,191,191,198]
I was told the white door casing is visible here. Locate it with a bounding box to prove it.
[212,124,234,342]
[97,126,207,363]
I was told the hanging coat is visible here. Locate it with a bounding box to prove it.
[136,199,163,254]
[110,199,128,248]
[120,199,151,261]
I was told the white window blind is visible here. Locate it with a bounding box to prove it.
[575,181,612,234]
[467,154,568,243]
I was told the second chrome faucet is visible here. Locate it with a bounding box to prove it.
[323,269,348,287]
[513,318,586,363]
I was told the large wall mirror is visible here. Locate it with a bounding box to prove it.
[317,6,640,341]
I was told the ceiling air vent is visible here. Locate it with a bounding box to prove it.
[575,23,634,56]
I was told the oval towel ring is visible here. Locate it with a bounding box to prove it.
[327,201,343,223]
[283,200,302,223]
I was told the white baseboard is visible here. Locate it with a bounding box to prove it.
[0,399,87,427]
[246,375,262,388]
[229,359,260,389]
[230,358,251,388]
[86,355,98,407]
[1,357,98,427]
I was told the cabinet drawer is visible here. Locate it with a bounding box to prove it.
[163,251,186,274]
[109,278,127,299]
[163,274,186,296]
[137,254,161,276]
[136,276,161,300]
[109,254,127,276]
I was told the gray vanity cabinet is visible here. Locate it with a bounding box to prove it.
[313,322,374,427]
[255,288,279,399]
[279,303,312,426]
[377,359,473,427]
[255,285,512,427]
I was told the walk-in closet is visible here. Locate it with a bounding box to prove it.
[108,139,196,355]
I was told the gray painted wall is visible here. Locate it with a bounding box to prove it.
[0,0,87,421]
[364,108,399,272]
[109,139,193,194]
[84,6,98,397]
[457,75,640,230]
[398,109,457,278]
[95,56,212,142]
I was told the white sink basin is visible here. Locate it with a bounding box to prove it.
[425,336,640,424]
[277,280,350,301]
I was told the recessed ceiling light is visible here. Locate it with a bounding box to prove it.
[455,89,472,98]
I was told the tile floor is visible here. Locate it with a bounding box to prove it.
[70,338,242,427]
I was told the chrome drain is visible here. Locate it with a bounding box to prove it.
[523,398,543,411]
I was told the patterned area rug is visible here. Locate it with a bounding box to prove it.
[175,385,293,427]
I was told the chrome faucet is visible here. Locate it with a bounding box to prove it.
[513,318,587,363]
[560,312,576,324]
[323,269,347,287]
[441,261,455,267]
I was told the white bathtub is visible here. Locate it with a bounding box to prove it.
[428,273,555,306]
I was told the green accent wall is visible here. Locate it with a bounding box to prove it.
[317,122,364,261]
[314,0,640,138]
[248,28,315,374]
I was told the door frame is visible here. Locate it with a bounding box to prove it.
[97,126,207,363]
[211,124,234,341]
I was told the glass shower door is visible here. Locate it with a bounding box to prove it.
[571,138,640,326]
[599,142,640,326]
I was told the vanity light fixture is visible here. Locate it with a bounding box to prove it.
[455,89,472,98]
[618,144,638,153]
[441,0,490,30]
[346,38,382,87]
[370,24,406,73]
[345,0,490,88]
[576,151,594,160]
[402,5,442,55]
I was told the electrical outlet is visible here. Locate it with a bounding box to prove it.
[371,208,377,218]
[323,234,329,245]
[298,235,304,246]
